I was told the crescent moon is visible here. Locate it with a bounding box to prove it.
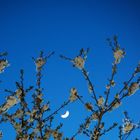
[61,110,69,119]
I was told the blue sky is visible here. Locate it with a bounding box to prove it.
[0,0,140,139]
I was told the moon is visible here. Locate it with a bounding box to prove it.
[61,110,69,119]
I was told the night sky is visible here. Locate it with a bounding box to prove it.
[0,0,140,139]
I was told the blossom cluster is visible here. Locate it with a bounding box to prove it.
[0,60,9,73]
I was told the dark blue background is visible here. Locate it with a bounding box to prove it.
[0,0,140,139]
